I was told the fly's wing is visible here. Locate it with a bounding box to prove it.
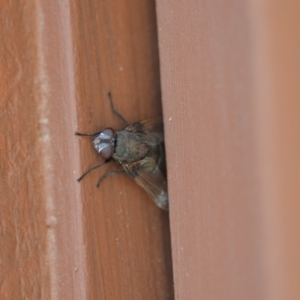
[125,116,164,144]
[138,116,163,133]
[124,116,168,210]
[123,156,168,210]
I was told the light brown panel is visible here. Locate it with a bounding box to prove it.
[156,0,300,299]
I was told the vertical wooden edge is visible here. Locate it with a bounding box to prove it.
[34,1,87,299]
[157,0,300,299]
[69,0,174,299]
[250,2,300,299]
[1,1,87,299]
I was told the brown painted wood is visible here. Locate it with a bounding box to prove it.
[157,1,300,300]
[1,0,173,299]
[0,2,52,299]
[72,0,173,299]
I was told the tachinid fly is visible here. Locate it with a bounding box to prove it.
[75,92,168,210]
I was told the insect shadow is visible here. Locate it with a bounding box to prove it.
[75,92,168,210]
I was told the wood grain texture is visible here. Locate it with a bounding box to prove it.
[1,1,86,299]
[0,0,173,299]
[72,0,173,299]
[0,2,51,299]
[157,0,300,300]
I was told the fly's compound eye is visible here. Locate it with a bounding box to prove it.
[93,127,115,159]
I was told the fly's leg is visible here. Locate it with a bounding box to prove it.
[77,161,109,182]
[75,131,101,137]
[96,170,126,188]
[108,92,129,125]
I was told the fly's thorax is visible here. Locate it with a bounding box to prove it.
[112,130,149,164]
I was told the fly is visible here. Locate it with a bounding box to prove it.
[75,92,168,210]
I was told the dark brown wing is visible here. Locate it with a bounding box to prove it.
[138,116,163,133]
[125,116,164,143]
[123,156,168,210]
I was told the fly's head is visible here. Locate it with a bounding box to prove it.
[93,128,115,159]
